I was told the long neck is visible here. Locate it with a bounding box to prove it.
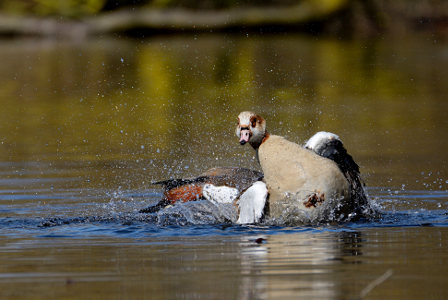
[250,131,270,150]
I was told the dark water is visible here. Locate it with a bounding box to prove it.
[0,34,447,299]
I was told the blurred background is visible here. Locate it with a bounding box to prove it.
[0,0,447,37]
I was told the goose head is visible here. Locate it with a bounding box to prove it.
[236,111,267,149]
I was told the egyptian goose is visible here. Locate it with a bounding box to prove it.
[236,111,371,223]
[140,167,269,224]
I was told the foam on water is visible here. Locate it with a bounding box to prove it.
[1,187,447,240]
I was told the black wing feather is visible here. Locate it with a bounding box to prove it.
[308,137,370,215]
[152,176,209,190]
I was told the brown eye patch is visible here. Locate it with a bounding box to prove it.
[250,116,257,127]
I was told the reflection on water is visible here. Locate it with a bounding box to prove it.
[0,34,447,298]
[1,228,447,299]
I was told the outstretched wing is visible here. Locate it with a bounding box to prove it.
[305,132,369,212]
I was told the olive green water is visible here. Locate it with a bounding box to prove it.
[0,34,447,299]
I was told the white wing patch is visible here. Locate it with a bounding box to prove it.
[304,131,340,150]
[203,184,239,204]
[237,181,268,224]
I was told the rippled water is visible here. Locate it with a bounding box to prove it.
[0,34,447,299]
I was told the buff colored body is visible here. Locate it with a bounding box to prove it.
[258,134,350,219]
[237,111,357,222]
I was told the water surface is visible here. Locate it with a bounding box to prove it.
[0,34,447,299]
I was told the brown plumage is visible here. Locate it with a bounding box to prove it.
[140,167,263,213]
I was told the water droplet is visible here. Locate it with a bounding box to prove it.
[141,145,145,149]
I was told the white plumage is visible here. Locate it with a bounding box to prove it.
[203,184,239,204]
[304,131,340,150]
[236,181,268,224]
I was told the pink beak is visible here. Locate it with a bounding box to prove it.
[239,129,251,145]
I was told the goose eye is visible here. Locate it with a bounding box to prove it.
[251,118,257,127]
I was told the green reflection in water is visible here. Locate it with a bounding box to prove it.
[0,35,447,190]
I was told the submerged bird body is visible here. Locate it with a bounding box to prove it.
[154,167,263,204]
[141,167,268,224]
